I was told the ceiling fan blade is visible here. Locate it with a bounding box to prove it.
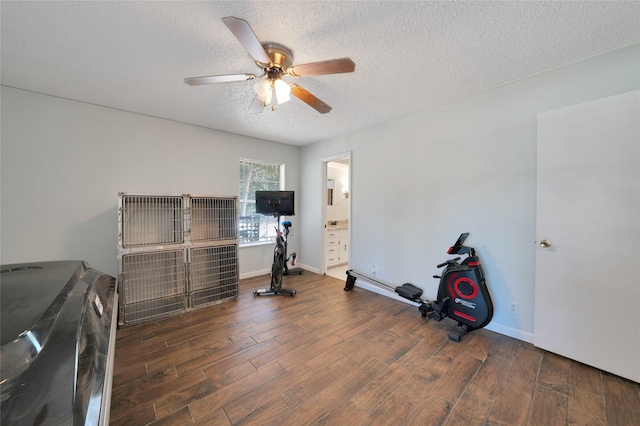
[184,73,256,85]
[222,16,271,65]
[248,95,265,114]
[288,58,355,77]
[290,84,332,114]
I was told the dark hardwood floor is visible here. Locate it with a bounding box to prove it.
[110,272,640,425]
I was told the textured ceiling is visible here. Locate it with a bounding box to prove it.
[2,1,639,146]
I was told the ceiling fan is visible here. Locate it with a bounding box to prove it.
[184,16,355,114]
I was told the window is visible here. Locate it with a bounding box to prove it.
[239,159,284,245]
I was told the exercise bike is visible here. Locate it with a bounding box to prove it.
[345,233,493,341]
[253,191,303,297]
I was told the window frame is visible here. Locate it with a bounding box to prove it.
[238,158,285,246]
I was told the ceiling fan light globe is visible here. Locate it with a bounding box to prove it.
[274,79,291,104]
[254,79,272,102]
[274,79,291,94]
[276,92,291,104]
[263,90,273,104]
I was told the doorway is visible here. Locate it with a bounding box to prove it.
[323,153,351,278]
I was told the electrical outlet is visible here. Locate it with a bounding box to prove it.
[371,265,377,275]
[509,301,518,315]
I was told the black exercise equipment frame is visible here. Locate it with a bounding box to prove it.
[253,194,303,297]
[344,233,493,342]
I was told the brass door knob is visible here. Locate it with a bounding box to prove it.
[539,239,552,248]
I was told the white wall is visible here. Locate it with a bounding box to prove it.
[0,87,300,277]
[300,43,640,342]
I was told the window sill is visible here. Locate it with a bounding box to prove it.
[239,241,274,249]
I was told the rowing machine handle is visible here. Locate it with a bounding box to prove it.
[437,257,460,268]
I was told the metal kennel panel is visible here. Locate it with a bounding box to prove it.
[189,196,238,243]
[189,245,238,307]
[119,194,185,248]
[119,249,186,325]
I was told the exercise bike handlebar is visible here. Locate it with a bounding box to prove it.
[437,257,460,268]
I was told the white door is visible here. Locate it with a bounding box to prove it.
[534,90,640,382]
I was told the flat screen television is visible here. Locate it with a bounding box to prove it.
[255,191,295,216]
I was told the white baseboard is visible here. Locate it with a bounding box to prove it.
[239,264,319,280]
[484,323,534,343]
[239,269,270,280]
[297,263,320,274]
[354,281,420,306]
[353,280,534,344]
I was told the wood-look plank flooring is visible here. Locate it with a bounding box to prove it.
[110,272,640,425]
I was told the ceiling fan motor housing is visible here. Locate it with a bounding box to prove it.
[261,43,294,76]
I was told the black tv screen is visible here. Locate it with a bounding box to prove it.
[255,191,295,216]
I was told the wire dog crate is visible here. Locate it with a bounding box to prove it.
[119,194,185,248]
[189,244,238,307]
[190,196,238,243]
[120,249,187,324]
[117,193,238,326]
